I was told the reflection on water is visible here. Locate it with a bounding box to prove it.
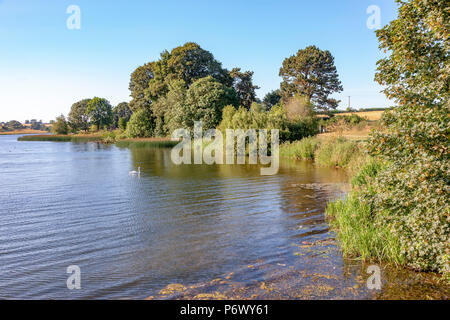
[0,135,446,299]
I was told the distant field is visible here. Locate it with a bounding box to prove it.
[335,110,384,121]
[0,129,48,135]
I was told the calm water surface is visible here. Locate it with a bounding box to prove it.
[0,135,446,299]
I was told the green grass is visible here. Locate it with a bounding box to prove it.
[18,135,75,142]
[314,138,361,168]
[115,139,179,149]
[18,134,178,148]
[326,192,405,266]
[279,137,320,160]
[280,136,366,170]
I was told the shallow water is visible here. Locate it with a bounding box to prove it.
[0,135,447,299]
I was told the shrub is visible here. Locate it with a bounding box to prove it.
[125,109,154,138]
[51,115,69,135]
[218,103,316,143]
[118,117,127,131]
[286,117,318,141]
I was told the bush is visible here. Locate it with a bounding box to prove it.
[118,117,127,131]
[218,103,316,143]
[286,117,318,141]
[51,115,69,135]
[126,109,154,138]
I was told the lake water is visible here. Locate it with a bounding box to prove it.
[0,135,446,299]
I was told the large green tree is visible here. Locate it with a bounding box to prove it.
[6,120,23,130]
[128,42,239,137]
[112,102,133,129]
[366,0,449,273]
[68,99,91,132]
[229,68,259,109]
[262,89,282,110]
[279,45,343,110]
[165,76,238,132]
[86,97,113,131]
[129,62,155,112]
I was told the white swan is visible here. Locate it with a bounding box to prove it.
[129,167,141,176]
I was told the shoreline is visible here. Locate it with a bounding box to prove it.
[0,130,49,135]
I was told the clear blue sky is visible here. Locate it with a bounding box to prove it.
[0,0,398,122]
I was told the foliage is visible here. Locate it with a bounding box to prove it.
[129,62,154,112]
[116,139,179,149]
[68,99,91,132]
[86,97,113,131]
[5,120,23,130]
[183,76,238,131]
[219,102,318,144]
[113,102,133,129]
[30,120,42,130]
[361,0,450,274]
[315,138,362,168]
[280,137,367,172]
[284,95,315,120]
[125,109,154,138]
[326,191,405,265]
[279,137,320,160]
[324,0,450,275]
[286,117,318,141]
[51,115,69,135]
[262,90,282,110]
[279,45,343,110]
[229,68,259,109]
[218,103,289,140]
[128,42,254,137]
[118,118,127,131]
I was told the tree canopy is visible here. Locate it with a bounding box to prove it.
[113,102,133,129]
[230,68,259,109]
[86,97,113,131]
[68,99,91,132]
[262,89,282,110]
[279,45,343,110]
[52,114,69,134]
[366,0,449,273]
[128,42,243,137]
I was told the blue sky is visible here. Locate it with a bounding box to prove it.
[0,0,398,122]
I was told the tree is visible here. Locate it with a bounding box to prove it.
[52,115,69,134]
[262,89,282,110]
[279,45,343,110]
[366,0,449,273]
[166,42,232,87]
[30,121,42,130]
[86,97,113,131]
[183,76,238,130]
[129,62,155,112]
[68,99,91,132]
[113,102,133,129]
[229,68,259,109]
[128,42,237,137]
[125,109,154,138]
[6,120,23,130]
